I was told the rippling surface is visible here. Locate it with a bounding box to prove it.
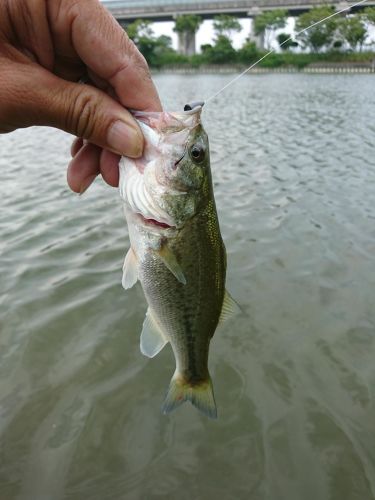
[1,74,375,500]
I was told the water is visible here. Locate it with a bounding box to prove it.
[1,73,375,500]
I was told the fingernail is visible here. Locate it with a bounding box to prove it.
[79,174,97,195]
[107,120,143,157]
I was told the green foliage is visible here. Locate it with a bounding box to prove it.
[254,10,287,48]
[201,35,238,64]
[254,10,287,34]
[173,15,203,34]
[237,41,259,64]
[339,15,367,51]
[125,12,375,70]
[258,52,284,67]
[126,19,153,41]
[363,7,375,24]
[155,51,190,66]
[190,53,206,67]
[126,19,155,62]
[212,15,242,39]
[332,40,343,50]
[126,19,178,67]
[258,50,375,68]
[295,6,338,52]
[277,33,299,50]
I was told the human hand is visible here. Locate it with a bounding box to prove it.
[0,0,162,193]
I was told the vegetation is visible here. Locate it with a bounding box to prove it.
[196,15,243,64]
[295,6,338,52]
[212,14,242,39]
[254,10,288,49]
[277,33,298,51]
[338,16,367,51]
[126,19,185,67]
[125,10,375,70]
[364,6,375,24]
[237,41,259,65]
[173,14,202,34]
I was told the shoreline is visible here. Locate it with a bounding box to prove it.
[152,62,375,74]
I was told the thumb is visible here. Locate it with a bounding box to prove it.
[2,62,144,157]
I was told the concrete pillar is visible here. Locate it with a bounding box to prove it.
[248,7,265,50]
[177,31,196,56]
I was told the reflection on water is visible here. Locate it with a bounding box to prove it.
[1,74,375,500]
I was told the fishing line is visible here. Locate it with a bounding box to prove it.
[204,0,370,104]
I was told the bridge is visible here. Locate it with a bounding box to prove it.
[103,0,375,53]
[103,0,374,21]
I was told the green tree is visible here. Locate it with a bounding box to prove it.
[126,20,157,62]
[173,14,203,34]
[126,19,153,42]
[363,6,375,24]
[277,32,299,50]
[212,15,242,39]
[254,10,287,49]
[339,15,367,51]
[201,36,238,64]
[203,14,241,64]
[363,7,375,47]
[237,40,259,64]
[126,20,181,67]
[295,6,338,52]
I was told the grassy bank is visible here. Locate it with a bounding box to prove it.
[151,51,375,71]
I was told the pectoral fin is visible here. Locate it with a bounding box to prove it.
[122,247,138,289]
[154,245,186,285]
[140,309,168,358]
[219,290,241,324]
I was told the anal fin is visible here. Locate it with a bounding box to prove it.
[140,309,168,358]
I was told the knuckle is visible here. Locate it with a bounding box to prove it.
[0,62,24,132]
[48,0,79,23]
[65,89,100,139]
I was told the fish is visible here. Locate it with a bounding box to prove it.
[118,103,239,419]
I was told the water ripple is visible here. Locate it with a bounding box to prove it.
[1,74,375,499]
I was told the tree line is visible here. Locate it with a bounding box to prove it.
[126,8,375,68]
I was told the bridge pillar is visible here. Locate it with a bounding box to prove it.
[177,31,196,56]
[247,8,265,50]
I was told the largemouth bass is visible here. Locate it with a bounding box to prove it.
[119,104,238,418]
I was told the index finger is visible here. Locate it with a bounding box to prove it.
[49,0,162,112]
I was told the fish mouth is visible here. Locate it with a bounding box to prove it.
[145,217,173,229]
[174,146,187,169]
[174,155,184,169]
[138,213,174,230]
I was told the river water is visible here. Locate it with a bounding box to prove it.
[1,74,375,500]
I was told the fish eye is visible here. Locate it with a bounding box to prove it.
[189,143,205,163]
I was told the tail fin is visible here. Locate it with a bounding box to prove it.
[162,373,217,419]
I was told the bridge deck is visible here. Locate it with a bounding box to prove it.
[103,0,375,21]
